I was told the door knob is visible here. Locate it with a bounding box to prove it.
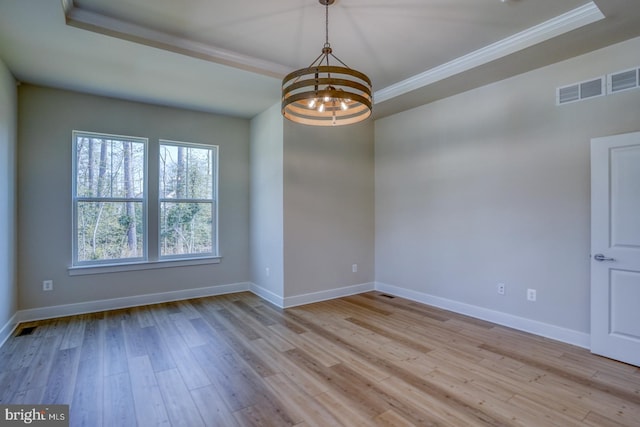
[594,253,615,262]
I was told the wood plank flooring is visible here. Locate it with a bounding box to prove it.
[1,291,639,426]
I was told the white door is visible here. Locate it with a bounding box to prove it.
[591,131,640,367]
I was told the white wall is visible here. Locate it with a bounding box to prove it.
[0,59,17,340]
[17,85,251,310]
[250,104,285,303]
[283,120,375,301]
[375,37,640,336]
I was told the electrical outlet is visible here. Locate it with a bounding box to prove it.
[352,264,358,273]
[497,283,505,295]
[43,280,53,291]
[527,288,537,301]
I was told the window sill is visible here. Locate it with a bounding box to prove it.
[68,256,221,276]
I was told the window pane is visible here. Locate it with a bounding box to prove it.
[76,136,145,198]
[159,145,213,199]
[160,202,213,256]
[76,201,144,262]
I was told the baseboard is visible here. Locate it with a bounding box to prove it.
[375,282,590,349]
[17,282,251,323]
[283,282,375,308]
[6,280,590,350]
[249,283,284,308]
[0,312,19,348]
[9,280,371,327]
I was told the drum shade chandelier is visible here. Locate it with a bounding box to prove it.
[281,0,372,126]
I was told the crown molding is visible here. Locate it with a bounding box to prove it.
[63,4,290,79]
[62,1,606,103]
[60,0,74,15]
[374,2,605,104]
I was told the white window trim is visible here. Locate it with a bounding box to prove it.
[158,139,219,260]
[70,134,220,274]
[68,256,221,276]
[71,130,149,267]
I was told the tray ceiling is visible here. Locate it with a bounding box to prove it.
[1,0,639,118]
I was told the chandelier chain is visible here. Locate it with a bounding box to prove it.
[325,2,329,47]
[325,2,330,68]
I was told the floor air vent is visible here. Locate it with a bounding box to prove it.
[380,294,396,299]
[557,76,604,105]
[16,326,37,336]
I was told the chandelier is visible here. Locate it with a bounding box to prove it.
[281,0,373,126]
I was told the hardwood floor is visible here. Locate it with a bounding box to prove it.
[1,291,639,426]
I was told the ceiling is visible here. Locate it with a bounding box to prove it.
[1,0,639,120]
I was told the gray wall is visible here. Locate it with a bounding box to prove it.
[0,59,17,330]
[250,104,284,299]
[375,37,640,333]
[283,120,375,297]
[18,85,250,310]
[12,35,638,337]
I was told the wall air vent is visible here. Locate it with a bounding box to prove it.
[558,84,579,104]
[556,76,605,105]
[608,67,639,94]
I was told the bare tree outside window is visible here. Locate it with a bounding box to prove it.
[72,132,217,267]
[159,142,216,258]
[73,132,146,264]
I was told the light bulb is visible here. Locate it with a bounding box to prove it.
[308,98,316,108]
[340,101,348,110]
[318,103,325,113]
[324,95,331,103]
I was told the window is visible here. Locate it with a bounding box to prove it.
[72,132,218,269]
[72,131,147,265]
[159,141,217,258]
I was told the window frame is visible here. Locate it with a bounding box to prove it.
[158,139,219,260]
[71,130,149,267]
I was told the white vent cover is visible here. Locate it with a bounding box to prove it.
[608,67,640,94]
[557,76,605,105]
[558,66,640,106]
[558,84,580,104]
